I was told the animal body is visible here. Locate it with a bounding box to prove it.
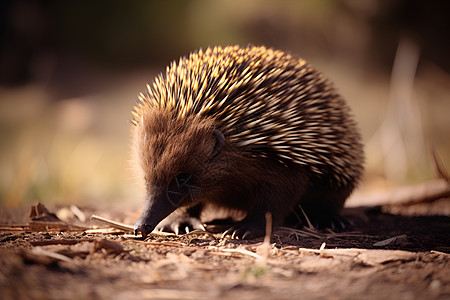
[132,45,364,239]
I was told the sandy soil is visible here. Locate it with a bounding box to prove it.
[0,201,449,300]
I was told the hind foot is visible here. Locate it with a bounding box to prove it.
[326,213,349,230]
[308,210,349,230]
[221,217,267,240]
[285,205,348,230]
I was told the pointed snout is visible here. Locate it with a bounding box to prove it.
[133,191,178,238]
[134,216,156,238]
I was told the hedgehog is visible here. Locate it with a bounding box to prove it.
[131,45,364,239]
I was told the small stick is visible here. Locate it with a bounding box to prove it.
[70,205,87,222]
[261,212,272,263]
[90,215,134,232]
[30,239,94,246]
[31,247,72,263]
[298,205,314,229]
[222,248,263,260]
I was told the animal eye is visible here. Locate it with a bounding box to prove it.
[175,172,191,186]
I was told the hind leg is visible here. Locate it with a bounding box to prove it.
[287,188,351,230]
[221,212,267,239]
[221,186,297,240]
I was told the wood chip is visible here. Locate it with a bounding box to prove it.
[356,250,416,266]
[94,239,125,255]
[29,202,61,222]
[373,235,407,247]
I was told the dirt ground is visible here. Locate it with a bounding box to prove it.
[0,200,449,300]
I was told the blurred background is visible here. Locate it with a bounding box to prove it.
[1,0,449,209]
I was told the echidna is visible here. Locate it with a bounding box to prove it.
[132,45,364,239]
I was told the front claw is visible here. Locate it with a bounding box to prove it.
[155,216,205,235]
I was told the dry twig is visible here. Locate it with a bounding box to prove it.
[90,215,134,232]
[348,178,450,207]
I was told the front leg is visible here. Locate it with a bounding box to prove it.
[155,203,205,235]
